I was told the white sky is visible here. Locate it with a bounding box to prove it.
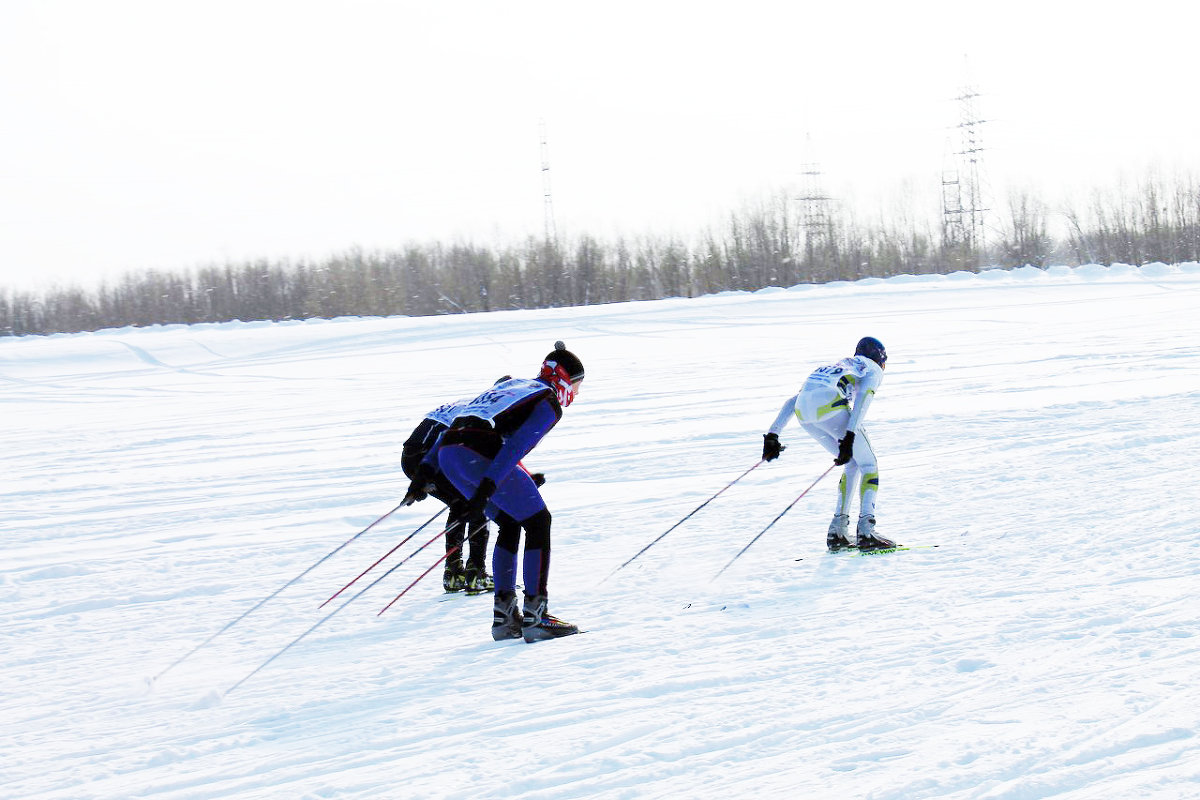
[2,0,1198,290]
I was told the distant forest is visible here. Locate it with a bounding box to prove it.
[4,172,1199,337]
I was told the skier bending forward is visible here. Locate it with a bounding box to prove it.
[401,393,495,594]
[761,336,896,551]
[403,342,585,643]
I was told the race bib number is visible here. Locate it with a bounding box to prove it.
[456,379,546,424]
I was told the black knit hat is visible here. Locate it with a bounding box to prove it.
[543,340,584,380]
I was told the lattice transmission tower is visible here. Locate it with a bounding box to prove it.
[942,76,990,265]
[539,119,558,247]
[797,135,834,280]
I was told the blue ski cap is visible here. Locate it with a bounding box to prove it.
[854,336,887,367]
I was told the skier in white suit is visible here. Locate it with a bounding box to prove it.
[761,336,895,551]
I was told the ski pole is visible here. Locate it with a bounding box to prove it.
[320,507,448,608]
[377,545,460,616]
[600,460,764,584]
[714,463,836,579]
[224,521,458,696]
[152,500,416,683]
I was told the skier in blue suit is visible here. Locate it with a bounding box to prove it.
[403,342,585,642]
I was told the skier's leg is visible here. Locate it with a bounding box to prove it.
[803,409,856,545]
[516,508,577,642]
[490,511,523,640]
[799,420,840,458]
[466,512,490,569]
[427,469,469,590]
[850,428,892,546]
[489,468,545,521]
[797,390,848,460]
[834,465,861,515]
[485,472,549,594]
[437,444,546,521]
[802,414,857,513]
[491,512,521,594]
[436,445,489,499]
[443,502,467,557]
[438,444,547,591]
[437,503,467,591]
[460,468,576,641]
[463,511,493,593]
[852,427,879,519]
[519,508,552,598]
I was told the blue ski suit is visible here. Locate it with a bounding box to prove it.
[422,377,562,596]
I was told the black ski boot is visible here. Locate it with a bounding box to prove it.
[464,563,495,595]
[855,516,897,550]
[442,558,466,592]
[492,590,522,641]
[521,593,579,643]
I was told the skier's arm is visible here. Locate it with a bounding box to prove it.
[484,398,559,486]
[517,460,546,487]
[845,391,873,434]
[761,394,797,461]
[416,429,446,473]
[844,369,883,434]
[403,430,443,506]
[767,394,798,436]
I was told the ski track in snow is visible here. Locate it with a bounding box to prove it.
[4,264,1200,799]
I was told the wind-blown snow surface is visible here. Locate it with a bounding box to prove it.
[5,264,1200,800]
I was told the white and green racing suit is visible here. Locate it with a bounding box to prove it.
[767,354,884,519]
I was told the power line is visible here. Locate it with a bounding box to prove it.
[539,119,558,247]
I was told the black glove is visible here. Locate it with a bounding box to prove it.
[530,472,546,487]
[762,432,785,462]
[401,479,428,506]
[835,430,855,466]
[467,477,497,517]
[401,463,435,506]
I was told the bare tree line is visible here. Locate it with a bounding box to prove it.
[3,172,1199,337]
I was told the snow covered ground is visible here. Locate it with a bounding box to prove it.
[4,263,1200,799]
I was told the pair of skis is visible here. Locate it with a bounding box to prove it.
[796,544,940,561]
